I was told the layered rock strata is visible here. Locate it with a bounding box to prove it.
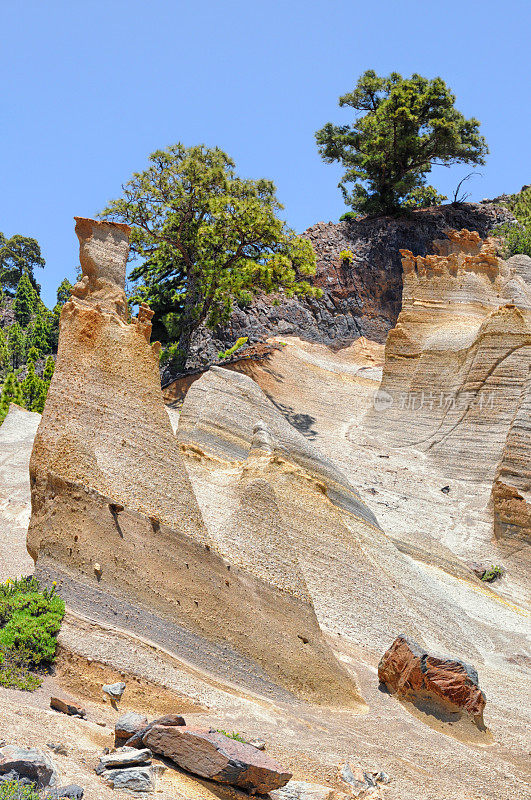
[27,218,362,706]
[364,230,531,548]
[177,366,520,658]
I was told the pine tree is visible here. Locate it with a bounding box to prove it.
[0,372,24,423]
[0,328,10,374]
[8,323,25,368]
[26,346,40,365]
[315,70,488,214]
[26,306,50,356]
[21,361,43,412]
[13,274,37,327]
[32,379,48,413]
[43,355,55,383]
[49,278,72,350]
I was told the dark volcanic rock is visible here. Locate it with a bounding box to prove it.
[175,203,513,376]
[378,635,486,726]
[143,725,292,793]
[0,746,58,788]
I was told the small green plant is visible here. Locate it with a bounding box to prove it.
[216,729,247,743]
[493,186,531,258]
[481,565,504,582]
[218,337,248,361]
[493,221,531,258]
[0,576,65,691]
[159,342,184,367]
[339,211,361,223]
[0,778,40,799]
[339,249,354,265]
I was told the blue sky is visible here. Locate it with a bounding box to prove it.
[1,0,530,306]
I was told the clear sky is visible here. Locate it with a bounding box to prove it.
[1,0,530,306]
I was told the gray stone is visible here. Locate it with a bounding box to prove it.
[104,766,154,792]
[102,681,126,700]
[248,739,266,751]
[339,763,378,796]
[270,780,344,800]
[96,747,151,773]
[0,746,58,788]
[46,743,69,757]
[44,786,84,799]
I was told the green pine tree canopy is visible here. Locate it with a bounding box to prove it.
[0,233,45,294]
[315,70,488,215]
[100,143,320,373]
[0,230,67,422]
[13,273,38,327]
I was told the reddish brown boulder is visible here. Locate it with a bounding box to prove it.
[378,635,486,726]
[125,713,186,748]
[143,725,292,793]
[50,697,86,718]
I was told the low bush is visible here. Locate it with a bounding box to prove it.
[0,577,65,691]
[481,565,504,582]
[494,186,531,258]
[493,221,531,258]
[216,729,246,743]
[0,779,40,800]
[339,249,354,264]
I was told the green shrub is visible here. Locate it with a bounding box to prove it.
[493,186,531,258]
[0,778,40,799]
[216,729,246,742]
[0,577,65,691]
[493,221,531,258]
[481,565,504,582]
[339,249,354,264]
[339,211,361,222]
[159,342,183,367]
[218,337,248,361]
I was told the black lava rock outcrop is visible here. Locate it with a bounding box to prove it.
[178,202,512,377]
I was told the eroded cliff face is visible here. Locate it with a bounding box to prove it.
[177,367,507,660]
[27,218,363,707]
[492,366,531,544]
[364,229,531,548]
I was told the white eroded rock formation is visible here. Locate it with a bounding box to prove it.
[26,217,362,707]
[363,230,531,580]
